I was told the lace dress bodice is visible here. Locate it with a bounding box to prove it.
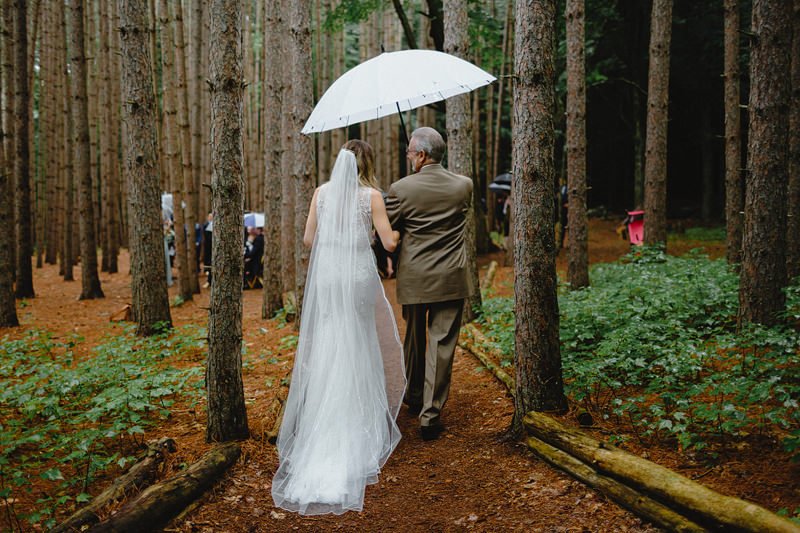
[316,184,373,238]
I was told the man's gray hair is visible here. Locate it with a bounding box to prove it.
[411,127,446,162]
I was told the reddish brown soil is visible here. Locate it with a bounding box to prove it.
[3,219,794,532]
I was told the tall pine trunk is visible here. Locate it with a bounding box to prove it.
[262,0,283,318]
[158,0,191,301]
[14,0,33,298]
[173,0,199,294]
[2,0,14,283]
[69,0,104,300]
[0,44,16,326]
[444,0,480,321]
[565,0,588,289]
[739,0,792,326]
[642,0,672,246]
[512,0,567,433]
[119,0,172,335]
[206,0,249,442]
[724,0,744,266]
[787,0,800,280]
[290,0,315,319]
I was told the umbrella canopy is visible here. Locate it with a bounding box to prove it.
[161,193,173,219]
[489,182,511,193]
[302,50,496,135]
[244,212,265,228]
[493,172,512,185]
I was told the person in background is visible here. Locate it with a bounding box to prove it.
[202,213,213,288]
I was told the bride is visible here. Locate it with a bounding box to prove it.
[271,140,406,515]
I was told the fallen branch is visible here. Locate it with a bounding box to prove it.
[523,411,799,533]
[480,260,498,295]
[526,436,705,533]
[51,437,176,533]
[87,442,241,533]
[459,323,515,396]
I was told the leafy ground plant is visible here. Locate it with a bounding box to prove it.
[0,325,204,529]
[479,247,800,460]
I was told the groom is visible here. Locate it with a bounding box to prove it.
[386,127,474,441]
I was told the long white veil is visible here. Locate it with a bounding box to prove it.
[272,149,405,515]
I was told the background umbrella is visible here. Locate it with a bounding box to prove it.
[244,212,265,228]
[302,49,496,144]
[489,172,512,193]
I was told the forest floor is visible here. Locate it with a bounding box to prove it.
[7,217,797,532]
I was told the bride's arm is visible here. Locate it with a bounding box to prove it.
[371,189,399,252]
[303,188,321,248]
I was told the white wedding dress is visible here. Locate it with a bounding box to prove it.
[271,150,406,516]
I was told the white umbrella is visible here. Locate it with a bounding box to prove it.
[302,49,496,137]
[244,212,265,228]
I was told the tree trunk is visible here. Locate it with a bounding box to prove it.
[119,0,172,336]
[191,0,203,234]
[492,2,513,182]
[787,0,800,281]
[158,0,191,302]
[511,0,567,434]
[444,0,480,322]
[206,0,249,442]
[69,0,104,300]
[0,60,16,326]
[13,0,33,298]
[59,0,75,282]
[739,0,792,326]
[723,0,743,267]
[642,0,672,247]
[43,1,58,266]
[290,0,315,320]
[109,0,123,261]
[2,0,14,283]
[279,0,292,298]
[172,0,199,294]
[565,0,589,290]
[99,0,119,274]
[262,0,283,319]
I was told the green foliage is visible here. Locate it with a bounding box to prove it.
[323,0,383,32]
[480,248,800,460]
[0,326,204,528]
[672,226,727,242]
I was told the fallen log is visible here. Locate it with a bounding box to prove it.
[523,411,799,533]
[87,441,241,533]
[459,323,515,396]
[526,436,706,532]
[51,437,176,533]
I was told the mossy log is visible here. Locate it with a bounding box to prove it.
[523,411,799,533]
[459,323,515,396]
[526,436,706,532]
[50,437,176,533]
[87,442,241,533]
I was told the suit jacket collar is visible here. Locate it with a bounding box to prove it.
[417,163,443,175]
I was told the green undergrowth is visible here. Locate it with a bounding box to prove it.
[479,246,800,461]
[0,324,205,529]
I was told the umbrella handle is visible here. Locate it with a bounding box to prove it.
[396,102,410,147]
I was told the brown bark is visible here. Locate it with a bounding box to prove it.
[280,32,295,301]
[109,0,124,259]
[511,0,567,433]
[444,0,480,322]
[206,0,249,442]
[43,2,58,266]
[565,0,589,289]
[523,411,799,532]
[262,0,283,319]
[158,0,191,301]
[57,0,74,281]
[492,2,513,182]
[119,0,172,335]
[87,442,241,533]
[172,0,199,294]
[190,0,203,230]
[99,0,119,274]
[86,0,101,265]
[70,0,104,300]
[787,0,800,280]
[739,0,792,326]
[0,47,16,325]
[290,0,316,319]
[13,0,32,298]
[51,437,176,533]
[642,0,672,246]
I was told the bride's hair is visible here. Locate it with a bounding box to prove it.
[343,139,380,190]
